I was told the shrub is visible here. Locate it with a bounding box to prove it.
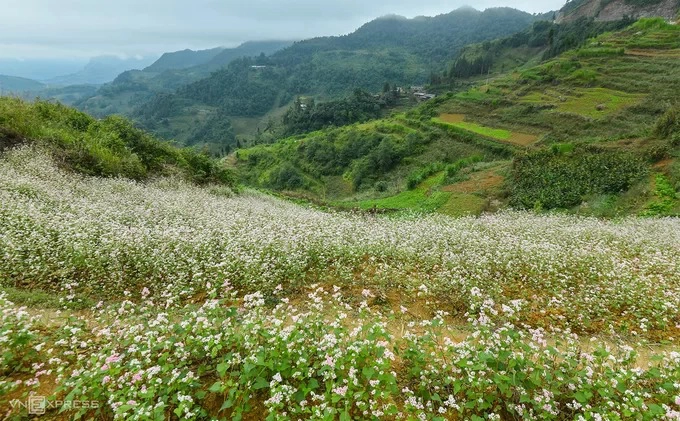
[654,105,680,139]
[511,146,648,209]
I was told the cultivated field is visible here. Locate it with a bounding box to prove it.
[1,148,680,420]
[435,114,538,146]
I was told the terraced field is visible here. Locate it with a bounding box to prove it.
[435,114,539,146]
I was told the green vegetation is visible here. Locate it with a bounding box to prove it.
[0,97,234,186]
[233,19,680,215]
[520,88,643,118]
[642,173,679,216]
[238,123,421,191]
[443,18,633,80]
[510,146,648,209]
[351,172,452,212]
[281,89,395,136]
[436,119,512,140]
[655,104,680,139]
[236,113,509,206]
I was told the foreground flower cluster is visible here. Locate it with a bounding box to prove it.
[1,288,680,420]
[1,148,679,419]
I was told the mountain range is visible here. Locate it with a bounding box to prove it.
[125,7,544,151]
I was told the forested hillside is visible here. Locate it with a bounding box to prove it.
[439,17,634,81]
[65,41,293,119]
[144,47,225,72]
[130,7,541,151]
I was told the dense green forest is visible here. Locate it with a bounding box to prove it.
[280,89,399,136]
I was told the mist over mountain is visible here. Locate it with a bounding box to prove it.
[47,55,159,86]
[0,58,87,81]
[0,75,45,94]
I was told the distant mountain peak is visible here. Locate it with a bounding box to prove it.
[375,14,408,20]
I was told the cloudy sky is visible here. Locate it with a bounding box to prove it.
[0,0,566,59]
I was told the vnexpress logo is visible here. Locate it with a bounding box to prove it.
[28,396,47,415]
[9,396,99,415]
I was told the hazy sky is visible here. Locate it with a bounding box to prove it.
[0,0,566,59]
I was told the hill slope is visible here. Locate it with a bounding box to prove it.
[557,0,680,23]
[0,97,234,186]
[144,47,225,72]
[0,75,45,93]
[3,138,680,419]
[234,18,680,217]
[69,41,293,120]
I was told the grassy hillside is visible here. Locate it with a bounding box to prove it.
[0,97,234,186]
[234,18,680,218]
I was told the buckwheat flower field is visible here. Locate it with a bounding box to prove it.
[1,147,679,420]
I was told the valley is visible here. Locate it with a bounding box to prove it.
[1,2,680,420]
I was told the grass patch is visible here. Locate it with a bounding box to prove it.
[520,88,643,119]
[454,121,512,140]
[437,193,487,216]
[0,286,68,309]
[344,172,452,212]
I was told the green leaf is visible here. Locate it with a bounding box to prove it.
[253,377,269,390]
[339,410,351,421]
[574,390,592,403]
[209,381,223,393]
[648,404,664,415]
[216,362,229,377]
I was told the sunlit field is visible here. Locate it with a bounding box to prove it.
[2,148,679,420]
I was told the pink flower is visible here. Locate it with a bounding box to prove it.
[127,400,137,406]
[102,376,110,385]
[105,353,121,364]
[132,373,143,383]
[675,396,680,406]
[101,364,109,371]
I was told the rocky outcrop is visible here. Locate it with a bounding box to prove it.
[557,0,679,23]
